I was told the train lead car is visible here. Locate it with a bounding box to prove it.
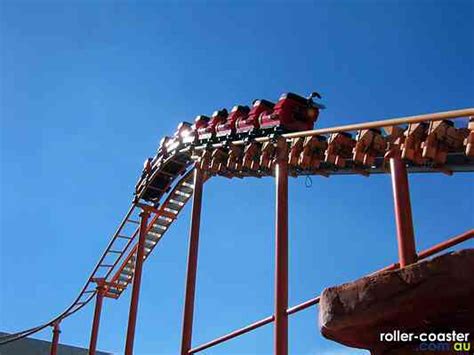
[260,92,324,132]
[135,90,325,199]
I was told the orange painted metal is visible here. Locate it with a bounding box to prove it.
[89,279,107,355]
[418,229,473,259]
[180,167,204,355]
[190,316,275,354]
[50,321,60,355]
[275,142,289,355]
[390,156,417,267]
[125,209,150,355]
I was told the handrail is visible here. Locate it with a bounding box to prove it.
[282,107,474,139]
[192,108,474,150]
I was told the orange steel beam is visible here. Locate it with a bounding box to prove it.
[376,229,474,273]
[180,167,205,355]
[189,229,472,354]
[88,279,107,355]
[50,322,60,355]
[275,153,289,355]
[418,229,473,259]
[188,296,323,354]
[390,156,417,267]
[190,315,276,353]
[125,209,151,355]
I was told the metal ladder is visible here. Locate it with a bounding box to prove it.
[106,170,196,298]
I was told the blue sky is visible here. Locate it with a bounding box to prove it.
[0,0,473,354]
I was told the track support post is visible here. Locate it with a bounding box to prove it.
[89,278,108,355]
[50,321,61,355]
[180,166,205,355]
[125,208,151,355]
[389,155,417,267]
[274,137,289,355]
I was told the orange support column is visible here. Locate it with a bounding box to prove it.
[89,279,107,355]
[125,209,151,355]
[180,167,204,355]
[274,140,288,355]
[50,321,61,355]
[390,156,417,267]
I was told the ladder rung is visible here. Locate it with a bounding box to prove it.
[145,239,157,246]
[169,199,184,206]
[178,186,193,194]
[127,219,139,224]
[154,218,172,227]
[175,189,191,197]
[108,250,122,254]
[98,264,114,268]
[152,225,167,232]
[172,192,189,202]
[147,185,165,192]
[164,207,178,214]
[122,269,134,276]
[159,210,177,219]
[147,230,161,238]
[118,235,132,240]
[83,290,96,294]
[158,170,175,177]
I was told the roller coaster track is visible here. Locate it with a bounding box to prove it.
[1,108,473,346]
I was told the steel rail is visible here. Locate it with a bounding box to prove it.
[136,151,193,202]
[189,229,473,354]
[185,108,474,152]
[253,108,474,144]
[280,107,474,140]
[0,204,140,344]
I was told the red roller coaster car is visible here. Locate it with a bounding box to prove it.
[235,99,275,135]
[259,92,324,132]
[216,105,251,138]
[196,109,228,140]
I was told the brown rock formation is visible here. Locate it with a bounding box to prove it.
[319,249,474,354]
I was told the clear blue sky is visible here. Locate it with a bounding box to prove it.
[1,1,473,354]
